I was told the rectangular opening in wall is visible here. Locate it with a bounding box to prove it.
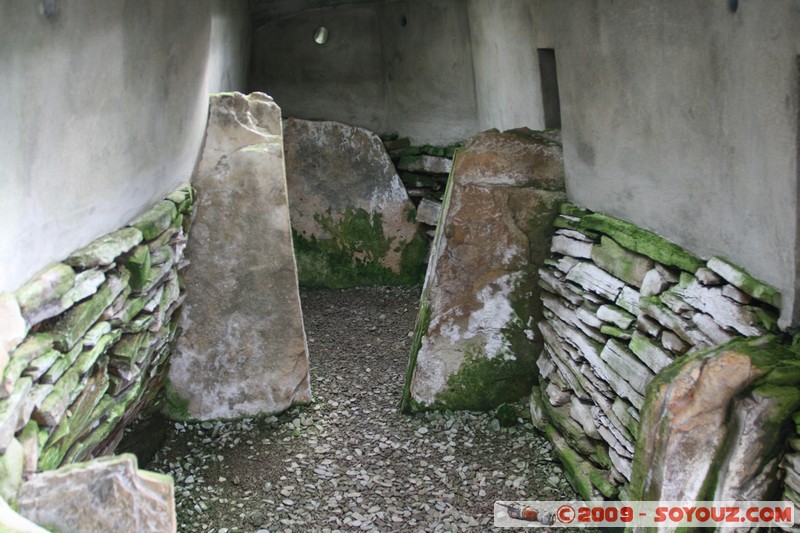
[538,48,562,129]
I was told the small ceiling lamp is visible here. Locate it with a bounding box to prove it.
[313,26,329,45]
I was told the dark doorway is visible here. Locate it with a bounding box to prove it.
[538,48,562,129]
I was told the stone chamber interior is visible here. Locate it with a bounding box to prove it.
[2,1,800,531]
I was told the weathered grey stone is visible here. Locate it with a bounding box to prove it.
[691,312,736,345]
[398,154,453,174]
[661,330,688,354]
[542,293,605,343]
[569,396,602,440]
[82,321,112,348]
[0,377,32,453]
[611,396,639,437]
[406,130,565,411]
[640,268,669,297]
[675,276,766,336]
[707,256,781,309]
[538,269,583,306]
[61,269,105,306]
[596,304,635,330]
[529,385,548,431]
[640,297,712,347]
[566,261,626,301]
[576,303,603,329]
[14,263,76,328]
[722,283,752,304]
[636,314,662,337]
[0,293,26,376]
[17,421,39,477]
[695,266,723,286]
[415,198,442,226]
[551,234,593,259]
[594,408,634,456]
[609,448,633,482]
[631,337,800,503]
[539,336,590,401]
[615,286,641,316]
[600,339,654,396]
[660,291,695,315]
[171,98,310,420]
[553,256,579,275]
[284,118,425,287]
[629,331,673,373]
[17,454,176,533]
[600,324,632,340]
[591,236,653,288]
[0,437,23,504]
[545,381,571,407]
[65,227,143,268]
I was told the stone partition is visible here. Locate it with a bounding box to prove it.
[284,118,429,288]
[169,93,312,420]
[531,202,785,500]
[402,128,565,411]
[0,185,192,527]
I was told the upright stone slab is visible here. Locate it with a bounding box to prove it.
[402,129,565,411]
[283,118,427,288]
[170,93,311,420]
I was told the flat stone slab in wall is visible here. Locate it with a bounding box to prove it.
[16,453,175,532]
[403,129,565,411]
[170,94,311,419]
[283,118,427,288]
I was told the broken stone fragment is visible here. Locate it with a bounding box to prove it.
[14,263,76,328]
[615,286,642,316]
[674,275,766,336]
[660,330,688,354]
[707,256,781,309]
[695,266,723,286]
[17,454,176,533]
[64,227,143,268]
[596,304,635,330]
[125,245,152,292]
[565,261,626,301]
[640,268,669,297]
[415,198,442,226]
[551,234,593,259]
[579,213,704,273]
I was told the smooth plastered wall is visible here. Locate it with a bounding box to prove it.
[0,0,250,294]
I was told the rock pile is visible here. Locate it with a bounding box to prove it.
[381,134,461,230]
[0,185,192,528]
[532,202,782,499]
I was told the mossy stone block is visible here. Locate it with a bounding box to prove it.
[125,245,151,292]
[544,425,598,501]
[707,256,781,309]
[130,200,177,241]
[65,228,143,268]
[580,213,703,273]
[559,202,591,218]
[15,263,76,326]
[166,184,194,215]
[421,145,446,157]
[0,437,23,504]
[591,235,653,288]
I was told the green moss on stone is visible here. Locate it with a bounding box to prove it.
[293,208,428,289]
[161,379,192,421]
[559,202,591,218]
[400,299,431,413]
[591,235,653,287]
[125,245,151,292]
[130,201,177,241]
[707,256,781,309]
[495,403,518,427]
[544,425,596,501]
[579,213,704,273]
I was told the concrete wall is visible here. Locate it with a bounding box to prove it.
[0,0,250,294]
[249,0,483,144]
[530,0,800,327]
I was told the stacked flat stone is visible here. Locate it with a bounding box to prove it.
[0,184,194,496]
[381,134,461,228]
[531,202,782,500]
[783,415,800,530]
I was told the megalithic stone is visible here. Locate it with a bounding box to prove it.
[402,129,565,412]
[169,93,311,420]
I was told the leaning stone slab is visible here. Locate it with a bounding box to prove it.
[631,336,800,503]
[14,263,76,327]
[600,339,654,396]
[17,453,176,533]
[65,227,143,269]
[707,256,781,309]
[171,96,310,420]
[404,129,565,411]
[284,118,426,288]
[580,213,704,273]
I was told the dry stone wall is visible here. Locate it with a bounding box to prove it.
[531,202,785,500]
[0,185,192,528]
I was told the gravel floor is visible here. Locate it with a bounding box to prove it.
[148,285,580,532]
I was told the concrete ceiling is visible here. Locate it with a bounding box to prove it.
[249,0,387,27]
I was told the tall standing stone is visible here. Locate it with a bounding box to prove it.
[402,129,565,411]
[169,93,311,420]
[283,118,427,288]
